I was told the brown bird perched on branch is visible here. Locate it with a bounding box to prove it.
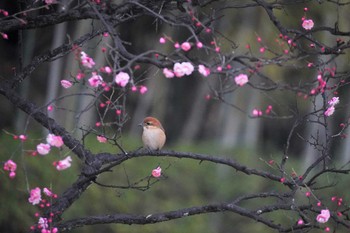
[139,116,166,150]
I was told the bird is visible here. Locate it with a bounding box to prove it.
[139,116,166,150]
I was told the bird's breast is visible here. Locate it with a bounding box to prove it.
[142,128,166,150]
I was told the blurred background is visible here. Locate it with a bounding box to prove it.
[1,1,350,232]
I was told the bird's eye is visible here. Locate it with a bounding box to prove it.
[146,122,151,125]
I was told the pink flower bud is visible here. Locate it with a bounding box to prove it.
[181,42,191,52]
[152,166,162,178]
[159,37,166,44]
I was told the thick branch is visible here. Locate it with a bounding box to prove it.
[57,202,289,232]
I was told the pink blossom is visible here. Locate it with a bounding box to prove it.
[139,85,148,94]
[252,109,262,117]
[152,166,162,178]
[80,52,95,68]
[181,42,192,51]
[43,187,53,197]
[324,106,335,117]
[56,156,72,171]
[76,72,85,80]
[4,160,17,178]
[28,187,42,205]
[302,19,314,30]
[88,72,103,88]
[46,134,64,147]
[198,64,210,77]
[234,74,249,86]
[196,41,203,48]
[328,97,339,106]
[159,37,166,44]
[163,68,175,78]
[1,33,8,40]
[38,217,48,229]
[174,42,180,48]
[44,0,56,4]
[19,134,27,141]
[97,135,107,143]
[316,209,330,223]
[115,72,130,87]
[47,105,53,111]
[37,143,51,155]
[173,62,194,77]
[297,219,304,225]
[103,66,112,74]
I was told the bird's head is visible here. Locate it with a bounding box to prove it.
[139,117,165,131]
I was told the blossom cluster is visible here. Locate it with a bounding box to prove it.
[60,51,148,95]
[36,134,72,171]
[3,159,17,178]
[325,97,339,117]
[28,187,58,233]
[163,62,211,78]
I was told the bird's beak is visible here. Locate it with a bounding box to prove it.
[138,122,143,127]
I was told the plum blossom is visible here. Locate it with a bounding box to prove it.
[302,19,314,30]
[19,134,27,141]
[325,97,339,117]
[101,66,112,74]
[152,166,162,178]
[80,52,95,68]
[139,85,148,94]
[173,62,194,77]
[96,136,107,143]
[28,187,42,205]
[163,68,175,78]
[1,32,8,39]
[159,37,166,44]
[88,72,103,88]
[234,74,249,86]
[328,97,339,106]
[76,72,85,80]
[252,109,262,117]
[46,134,64,147]
[181,42,192,51]
[56,156,72,171]
[324,106,335,117]
[44,0,56,4]
[97,135,107,143]
[316,209,330,223]
[60,80,72,89]
[38,217,48,230]
[37,143,51,155]
[43,187,53,197]
[198,64,210,77]
[4,160,17,178]
[115,72,130,87]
